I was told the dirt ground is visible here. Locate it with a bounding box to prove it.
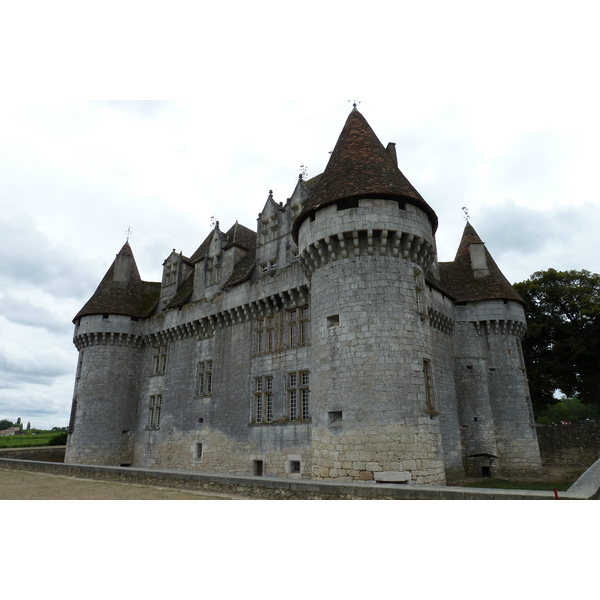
[0,468,245,500]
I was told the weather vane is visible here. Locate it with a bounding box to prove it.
[462,207,470,221]
[210,216,216,229]
[348,99,361,109]
[300,164,308,180]
[126,226,132,241]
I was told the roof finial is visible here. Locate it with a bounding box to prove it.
[126,226,132,242]
[300,164,308,180]
[348,99,361,111]
[462,206,470,221]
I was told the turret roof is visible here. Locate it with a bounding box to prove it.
[74,242,160,322]
[292,108,438,242]
[438,223,524,304]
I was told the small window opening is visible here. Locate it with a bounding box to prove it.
[327,315,340,328]
[466,365,474,370]
[102,314,109,320]
[481,466,492,478]
[473,417,478,422]
[328,411,343,424]
[196,443,203,460]
[122,430,130,435]
[120,463,132,467]
[253,460,264,477]
[291,460,301,473]
[197,417,204,424]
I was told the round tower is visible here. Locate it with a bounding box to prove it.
[65,242,158,466]
[444,223,542,478]
[292,109,446,484]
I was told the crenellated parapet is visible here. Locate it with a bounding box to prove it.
[472,319,527,338]
[74,331,144,350]
[428,307,454,334]
[143,284,311,343]
[299,228,435,278]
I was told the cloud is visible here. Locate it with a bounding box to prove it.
[476,201,600,283]
[0,207,102,300]
[0,333,72,388]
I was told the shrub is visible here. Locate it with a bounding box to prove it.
[48,432,68,446]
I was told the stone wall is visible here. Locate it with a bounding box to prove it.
[0,446,65,462]
[0,457,582,499]
[536,423,600,466]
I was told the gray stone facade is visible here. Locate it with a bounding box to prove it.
[66,108,542,484]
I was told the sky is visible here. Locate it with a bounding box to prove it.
[1,0,600,429]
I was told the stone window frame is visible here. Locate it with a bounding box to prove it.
[164,262,178,286]
[287,370,310,421]
[256,315,277,354]
[254,375,274,424]
[260,216,279,243]
[148,394,163,429]
[205,256,222,286]
[260,259,277,274]
[423,359,438,416]
[287,305,310,348]
[414,268,427,316]
[152,344,168,376]
[196,360,213,396]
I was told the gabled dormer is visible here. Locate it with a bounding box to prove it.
[160,250,194,309]
[256,190,285,270]
[287,175,311,221]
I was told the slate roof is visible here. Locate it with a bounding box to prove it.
[438,223,524,304]
[74,242,160,322]
[222,245,256,288]
[190,222,256,263]
[223,222,256,251]
[292,108,438,242]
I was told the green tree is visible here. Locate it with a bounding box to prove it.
[0,419,15,431]
[514,269,600,410]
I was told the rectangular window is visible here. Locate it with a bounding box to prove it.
[287,370,310,421]
[148,395,162,429]
[287,306,310,347]
[414,268,425,314]
[197,360,213,395]
[256,315,276,354]
[152,345,167,375]
[423,359,436,413]
[254,376,274,423]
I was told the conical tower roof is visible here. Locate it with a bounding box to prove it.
[74,242,160,322]
[292,108,438,242]
[439,223,524,303]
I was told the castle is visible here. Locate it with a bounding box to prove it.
[66,108,542,484]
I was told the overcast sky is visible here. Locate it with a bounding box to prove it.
[1,1,599,429]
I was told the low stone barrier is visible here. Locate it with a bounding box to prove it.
[0,446,66,463]
[536,422,600,466]
[0,457,592,499]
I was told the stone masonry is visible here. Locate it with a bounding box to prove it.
[65,107,542,484]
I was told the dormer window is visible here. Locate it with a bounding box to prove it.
[260,216,278,243]
[164,263,177,286]
[260,260,277,274]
